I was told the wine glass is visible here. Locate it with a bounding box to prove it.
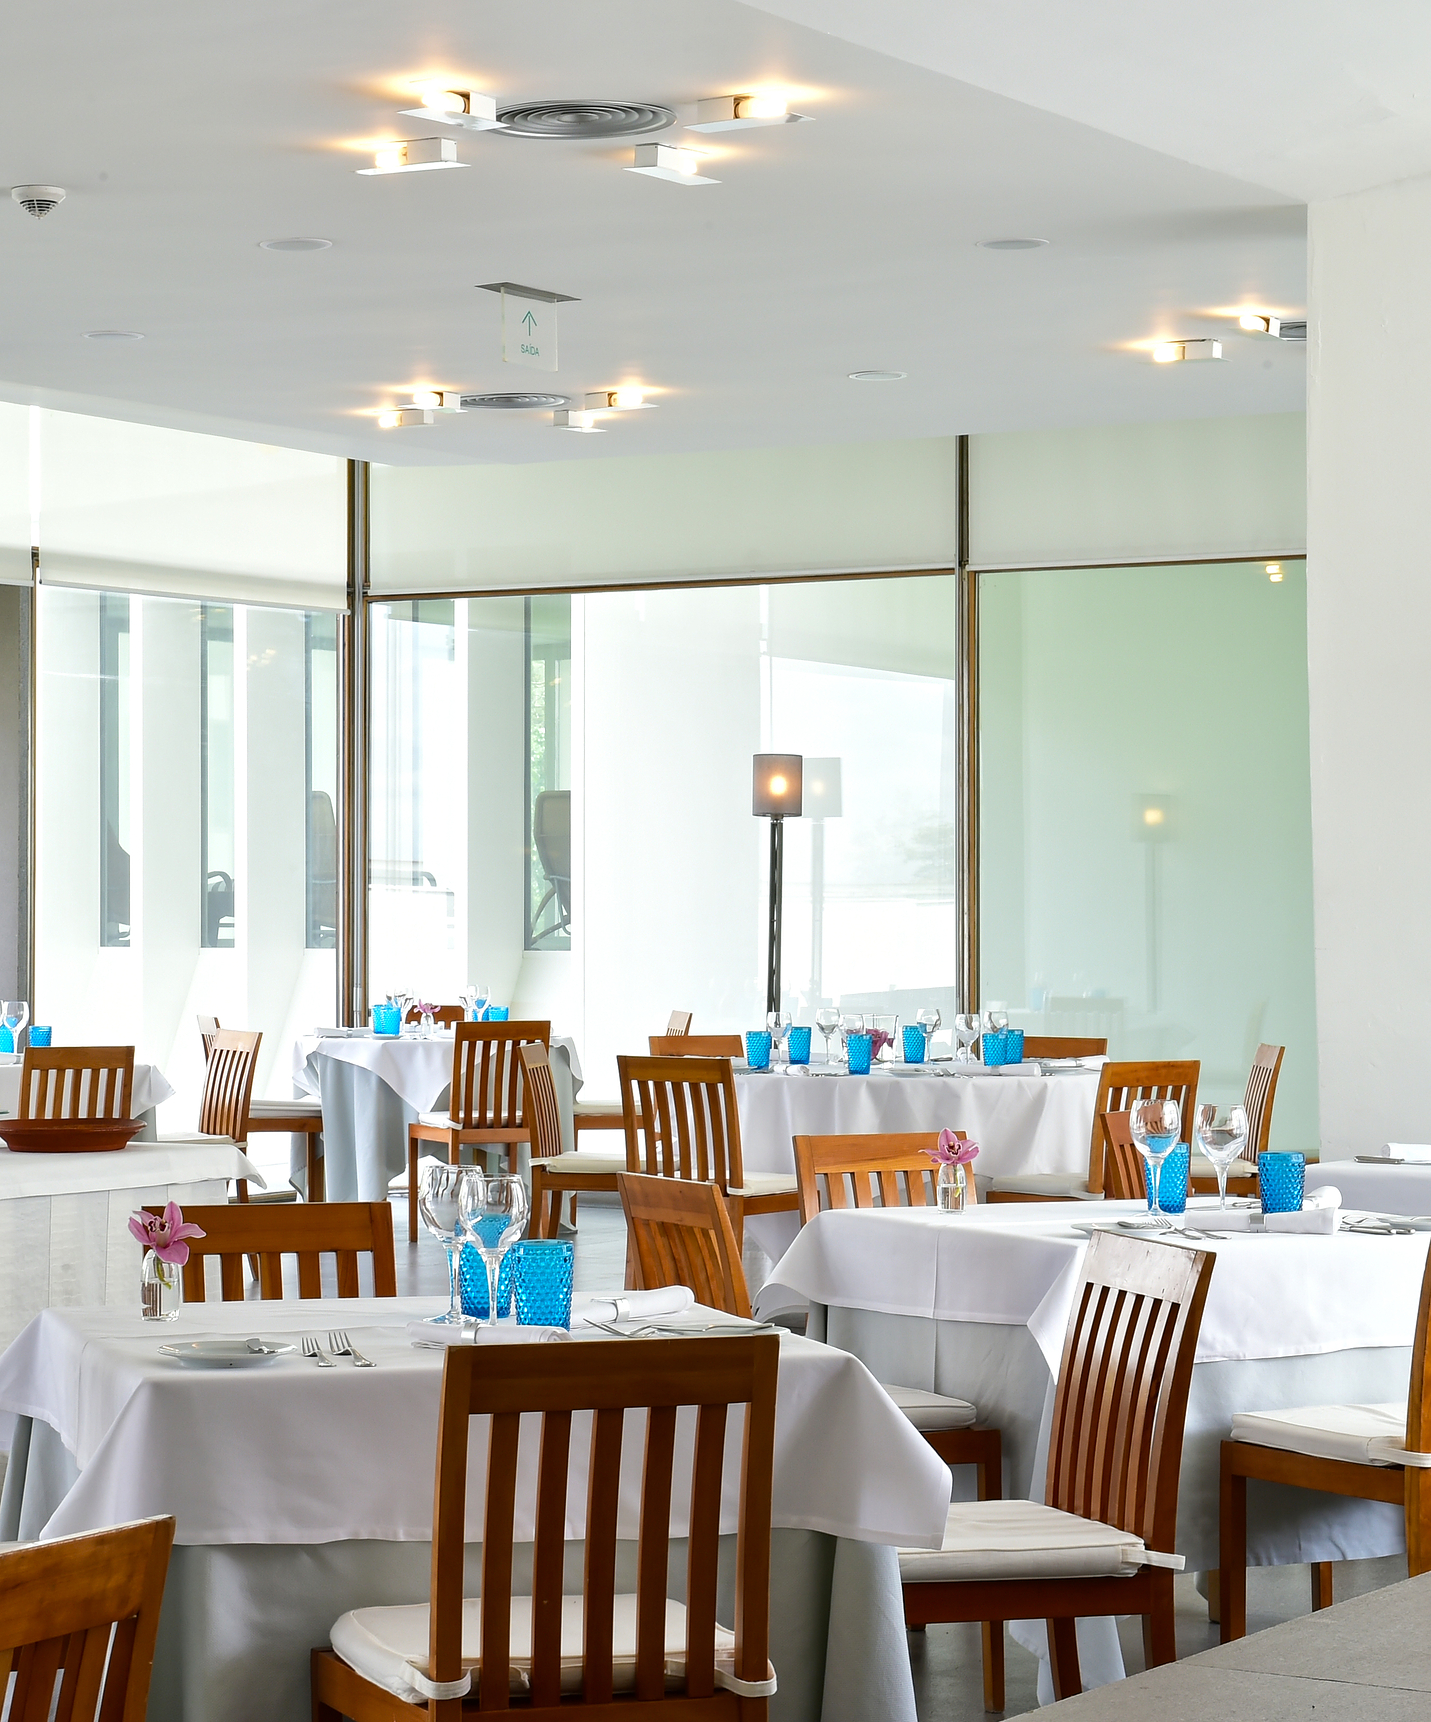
[1195,1103,1249,1210]
[984,1008,1009,1035]
[417,1163,483,1327]
[1129,1098,1182,1227]
[470,981,490,1021]
[459,986,476,1019]
[953,1013,981,1065]
[1,1000,29,1054]
[420,1010,436,1039]
[460,1171,529,1328]
[766,1010,792,1063]
[816,1008,841,1064]
[917,1008,941,1058]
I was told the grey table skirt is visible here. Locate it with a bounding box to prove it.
[0,1416,918,1722]
[299,1045,580,1203]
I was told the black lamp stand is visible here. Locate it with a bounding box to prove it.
[766,815,784,1016]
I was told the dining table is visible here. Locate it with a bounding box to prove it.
[288,1029,583,1202]
[734,1055,1103,1259]
[1312,1157,1431,1219]
[0,1295,951,1722]
[763,1194,1429,1695]
[0,1055,255,1352]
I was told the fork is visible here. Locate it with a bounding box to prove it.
[328,1329,376,1367]
[302,1335,336,1368]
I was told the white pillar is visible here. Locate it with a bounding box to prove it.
[1307,172,1431,1154]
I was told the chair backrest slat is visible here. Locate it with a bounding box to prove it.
[1085,1060,1200,1195]
[665,1010,693,1037]
[1100,1112,1145,1202]
[404,1004,465,1027]
[1046,1231,1214,1551]
[1243,1043,1286,1157]
[648,1035,743,1058]
[196,1015,220,1061]
[198,1029,261,1138]
[619,1055,745,1192]
[448,1021,550,1130]
[149,1202,397,1302]
[517,1043,565,1161]
[0,1517,175,1722]
[1023,1035,1108,1059]
[427,1338,778,1711]
[618,1173,751,1318]
[19,1047,135,1122]
[793,1131,976,1223]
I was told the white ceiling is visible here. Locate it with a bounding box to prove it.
[0,0,1312,465]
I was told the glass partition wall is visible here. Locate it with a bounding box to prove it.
[368,575,961,1098]
[978,558,1317,1145]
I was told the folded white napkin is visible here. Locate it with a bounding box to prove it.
[1194,1186,1341,1235]
[406,1322,569,1347]
[571,1286,695,1327]
[1384,1144,1431,1164]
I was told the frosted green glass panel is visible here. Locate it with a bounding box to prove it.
[980,560,1317,1146]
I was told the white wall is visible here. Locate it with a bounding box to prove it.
[1306,173,1431,1156]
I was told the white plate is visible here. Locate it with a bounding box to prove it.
[159,1339,296,1368]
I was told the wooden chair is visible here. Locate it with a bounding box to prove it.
[1219,1229,1431,1638]
[163,1028,263,1203]
[527,1042,628,1238]
[900,1230,1216,1704]
[572,1014,695,1146]
[618,1171,752,1318]
[198,1014,325,1200]
[986,1058,1199,1203]
[1022,1036,1108,1059]
[312,1334,779,1720]
[1189,1043,1286,1197]
[618,1054,798,1246]
[18,1045,135,1120]
[0,1516,176,1722]
[792,1130,981,1224]
[648,1034,745,1058]
[405,1021,551,1242]
[147,1200,397,1301]
[404,1004,466,1028]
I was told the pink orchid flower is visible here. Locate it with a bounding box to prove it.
[924,1129,980,1168]
[128,1201,206,1267]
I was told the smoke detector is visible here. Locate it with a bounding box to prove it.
[12,185,65,219]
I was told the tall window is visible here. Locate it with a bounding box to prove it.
[526,595,571,950]
[305,613,339,948]
[200,604,235,948]
[98,593,130,947]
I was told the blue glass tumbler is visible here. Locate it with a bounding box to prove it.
[1259,1152,1305,1214]
[0,1028,11,1054]
[28,1026,52,1048]
[902,1025,926,1064]
[372,1003,400,1036]
[459,1240,514,1319]
[1004,1029,1024,1064]
[745,1031,772,1070]
[510,1239,575,1329]
[846,1033,873,1075]
[787,1027,812,1065]
[1150,1144,1190,1215]
[486,1005,509,1022]
[982,1029,1008,1068]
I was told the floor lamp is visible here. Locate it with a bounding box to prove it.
[753,754,803,1016]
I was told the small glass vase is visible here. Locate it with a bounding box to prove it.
[140,1250,183,1321]
[937,1163,968,1213]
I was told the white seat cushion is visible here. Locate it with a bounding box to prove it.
[575,1101,624,1117]
[248,1096,323,1117]
[330,1594,773,1704]
[1189,1153,1256,1180]
[882,1384,978,1431]
[986,1173,1100,1200]
[726,1173,799,1198]
[532,1152,628,1175]
[1229,1402,1431,1468]
[158,1133,241,1147]
[898,1499,1183,1583]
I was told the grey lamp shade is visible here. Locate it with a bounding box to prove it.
[752,753,803,818]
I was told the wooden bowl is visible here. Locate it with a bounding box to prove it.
[0,1118,146,1153]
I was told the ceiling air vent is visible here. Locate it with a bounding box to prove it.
[495,100,675,139]
[459,392,571,410]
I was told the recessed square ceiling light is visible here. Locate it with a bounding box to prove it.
[402,86,505,130]
[378,407,435,428]
[585,389,655,411]
[1152,339,1223,364]
[553,410,605,433]
[1238,313,1281,336]
[686,94,810,132]
[625,143,718,185]
[357,138,466,175]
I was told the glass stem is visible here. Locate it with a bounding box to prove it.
[1217,1165,1229,1210]
[445,1244,463,1323]
[1149,1157,1163,1221]
[485,1252,501,1327]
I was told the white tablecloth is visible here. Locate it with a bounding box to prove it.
[0,1143,261,1353]
[1312,1160,1431,1220]
[735,1063,1101,1259]
[0,1296,950,1722]
[0,1057,175,1138]
[289,1032,583,1202]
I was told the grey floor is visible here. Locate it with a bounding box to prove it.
[281,1191,1414,1721]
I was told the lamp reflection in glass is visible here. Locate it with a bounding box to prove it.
[753,754,802,1016]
